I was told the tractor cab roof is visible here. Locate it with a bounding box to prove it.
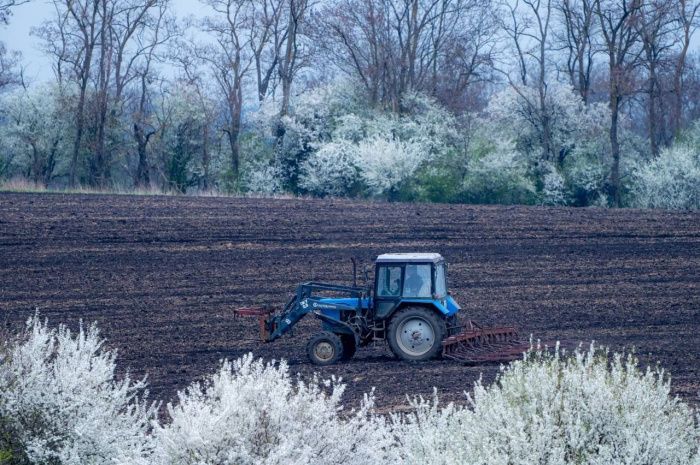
[375,253,444,264]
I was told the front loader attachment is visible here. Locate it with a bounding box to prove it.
[442,320,529,363]
[232,306,274,341]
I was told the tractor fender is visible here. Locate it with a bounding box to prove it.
[385,300,448,323]
[393,297,459,318]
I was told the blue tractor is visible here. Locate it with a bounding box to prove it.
[234,253,521,365]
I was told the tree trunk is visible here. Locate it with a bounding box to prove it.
[201,123,210,191]
[673,32,691,139]
[227,128,240,181]
[44,138,59,187]
[92,0,111,188]
[647,50,659,158]
[578,51,588,104]
[70,75,90,187]
[610,92,621,207]
[134,123,150,188]
[227,83,242,183]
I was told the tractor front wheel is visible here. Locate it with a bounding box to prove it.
[307,331,344,365]
[388,307,446,361]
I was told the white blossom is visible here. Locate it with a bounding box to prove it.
[2,319,697,465]
[153,354,396,465]
[461,138,537,204]
[0,315,157,465]
[629,145,700,210]
[298,140,359,196]
[393,344,700,465]
[355,136,426,195]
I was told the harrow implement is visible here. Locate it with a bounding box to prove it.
[442,320,529,363]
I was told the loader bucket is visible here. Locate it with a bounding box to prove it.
[442,320,529,363]
[232,306,274,342]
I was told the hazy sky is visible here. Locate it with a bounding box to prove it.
[0,0,202,83]
[3,1,700,86]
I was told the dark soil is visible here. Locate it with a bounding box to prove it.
[1,193,698,410]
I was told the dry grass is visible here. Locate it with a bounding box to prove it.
[0,177,305,200]
[0,178,176,196]
[0,178,49,193]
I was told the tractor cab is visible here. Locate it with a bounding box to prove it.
[373,253,457,321]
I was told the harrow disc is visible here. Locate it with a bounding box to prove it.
[442,320,529,363]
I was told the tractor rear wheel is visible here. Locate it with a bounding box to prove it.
[307,331,344,365]
[388,307,446,361]
[339,334,357,361]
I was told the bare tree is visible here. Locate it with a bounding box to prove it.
[198,0,255,183]
[40,0,101,187]
[501,0,531,85]
[0,0,29,24]
[635,1,676,158]
[595,0,643,206]
[526,0,554,164]
[430,0,499,112]
[91,0,165,187]
[278,0,310,118]
[318,0,493,112]
[131,2,174,188]
[315,0,388,106]
[501,0,559,166]
[0,43,23,90]
[37,0,167,187]
[672,0,700,137]
[249,0,285,103]
[555,0,598,103]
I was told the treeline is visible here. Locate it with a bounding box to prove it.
[0,0,699,209]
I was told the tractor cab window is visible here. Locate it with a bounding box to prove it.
[403,264,431,297]
[435,263,446,298]
[377,266,402,297]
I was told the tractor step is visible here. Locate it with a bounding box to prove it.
[442,320,529,363]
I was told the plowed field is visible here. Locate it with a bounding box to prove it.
[1,193,698,409]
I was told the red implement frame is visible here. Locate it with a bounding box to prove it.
[232,306,273,341]
[442,320,529,363]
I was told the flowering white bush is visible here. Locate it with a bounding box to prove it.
[485,83,609,162]
[355,136,427,196]
[0,84,72,184]
[393,344,700,465]
[541,164,568,206]
[3,318,698,465]
[242,160,284,195]
[0,316,157,465]
[153,354,396,465]
[629,145,700,210]
[562,152,609,206]
[298,140,360,196]
[252,82,457,197]
[481,83,620,205]
[461,140,537,204]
